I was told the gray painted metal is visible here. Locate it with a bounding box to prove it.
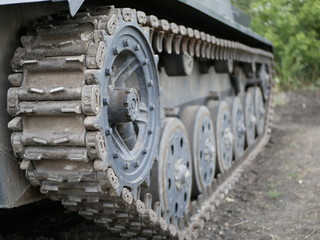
[232,6,251,27]
[0,0,83,16]
[178,0,272,46]
[67,0,84,16]
[0,0,51,4]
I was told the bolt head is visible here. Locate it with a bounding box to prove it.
[105,128,113,136]
[124,162,130,169]
[143,58,149,65]
[135,160,140,168]
[102,97,109,106]
[147,80,153,87]
[123,39,130,47]
[113,47,119,55]
[105,68,113,76]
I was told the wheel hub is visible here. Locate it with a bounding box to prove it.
[108,88,140,122]
[174,158,191,191]
[224,128,233,150]
[204,138,215,165]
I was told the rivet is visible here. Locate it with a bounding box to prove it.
[123,39,130,47]
[134,160,140,168]
[113,152,119,159]
[102,97,109,106]
[150,104,155,111]
[135,44,140,51]
[148,129,153,135]
[142,148,148,155]
[143,58,149,65]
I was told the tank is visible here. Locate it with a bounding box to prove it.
[0,0,274,238]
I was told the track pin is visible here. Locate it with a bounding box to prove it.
[53,137,69,144]
[49,87,65,94]
[30,88,44,94]
[32,137,48,144]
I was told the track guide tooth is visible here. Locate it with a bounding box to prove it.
[8,73,23,87]
[20,159,31,170]
[8,117,23,131]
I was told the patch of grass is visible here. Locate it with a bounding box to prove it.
[288,143,299,150]
[268,189,282,198]
[267,182,282,198]
[288,172,300,178]
[273,92,288,106]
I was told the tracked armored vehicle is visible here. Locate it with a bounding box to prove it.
[0,0,274,238]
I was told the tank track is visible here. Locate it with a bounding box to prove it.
[7,7,274,239]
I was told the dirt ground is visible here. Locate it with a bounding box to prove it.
[0,90,320,240]
[200,90,320,240]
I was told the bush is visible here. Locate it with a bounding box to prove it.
[233,0,320,90]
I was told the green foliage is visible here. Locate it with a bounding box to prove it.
[232,0,320,89]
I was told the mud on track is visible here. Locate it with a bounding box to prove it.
[1,90,320,240]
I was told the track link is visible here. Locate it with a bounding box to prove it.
[7,6,274,239]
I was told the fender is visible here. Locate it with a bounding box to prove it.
[0,0,84,16]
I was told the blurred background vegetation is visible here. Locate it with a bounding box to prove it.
[232,0,320,90]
